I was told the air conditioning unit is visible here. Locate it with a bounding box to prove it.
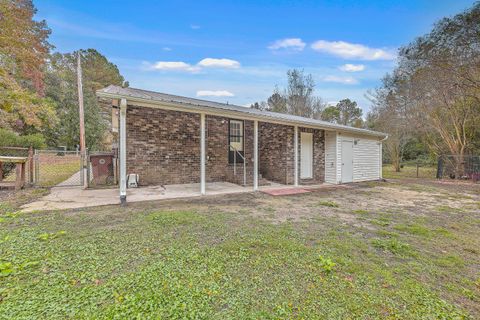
[127,174,139,188]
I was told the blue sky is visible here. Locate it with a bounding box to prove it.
[36,0,475,113]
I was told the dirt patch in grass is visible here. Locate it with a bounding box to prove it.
[0,188,49,214]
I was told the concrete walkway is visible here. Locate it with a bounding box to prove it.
[55,168,86,187]
[21,182,336,212]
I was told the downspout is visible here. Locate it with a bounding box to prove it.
[119,98,127,205]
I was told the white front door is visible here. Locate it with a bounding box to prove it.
[341,140,354,183]
[300,132,313,179]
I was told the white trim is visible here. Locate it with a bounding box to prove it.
[294,126,299,186]
[253,120,259,191]
[119,98,127,204]
[200,113,206,195]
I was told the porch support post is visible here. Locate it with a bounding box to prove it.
[119,98,127,205]
[253,120,259,191]
[294,125,299,186]
[200,113,206,195]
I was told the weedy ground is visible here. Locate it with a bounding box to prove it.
[0,178,479,319]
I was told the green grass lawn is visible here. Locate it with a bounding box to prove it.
[36,161,81,187]
[383,164,437,179]
[0,180,479,319]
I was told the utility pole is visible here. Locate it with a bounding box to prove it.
[77,51,87,188]
[77,52,86,153]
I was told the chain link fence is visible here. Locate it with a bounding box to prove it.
[1,146,121,189]
[384,155,480,182]
[0,147,34,185]
[437,155,480,182]
[383,159,437,179]
[34,149,85,187]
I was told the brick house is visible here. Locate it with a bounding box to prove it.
[97,85,387,204]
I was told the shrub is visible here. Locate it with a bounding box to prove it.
[0,129,46,178]
[0,128,46,149]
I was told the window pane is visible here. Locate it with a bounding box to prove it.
[231,137,243,151]
[229,120,244,151]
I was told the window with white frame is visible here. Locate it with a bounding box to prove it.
[229,120,244,163]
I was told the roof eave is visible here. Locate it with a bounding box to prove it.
[96,89,388,139]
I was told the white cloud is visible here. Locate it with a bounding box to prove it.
[268,38,306,51]
[311,40,395,60]
[339,63,365,72]
[148,58,240,73]
[197,58,240,69]
[322,75,358,85]
[151,61,200,72]
[327,101,339,107]
[190,24,201,29]
[162,47,172,51]
[196,90,235,97]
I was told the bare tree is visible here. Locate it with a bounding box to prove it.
[369,3,480,175]
[285,69,324,119]
[267,86,287,113]
[398,3,480,176]
[251,69,325,119]
[368,73,411,172]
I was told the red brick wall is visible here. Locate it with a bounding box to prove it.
[258,123,325,185]
[125,105,324,186]
[205,115,255,184]
[126,106,201,185]
[125,105,255,185]
[258,122,295,184]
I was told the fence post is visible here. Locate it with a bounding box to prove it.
[28,146,34,184]
[86,149,90,189]
[34,149,39,185]
[436,155,443,179]
[80,148,88,189]
[416,162,419,178]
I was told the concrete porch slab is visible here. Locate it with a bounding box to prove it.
[20,181,342,213]
[21,182,248,212]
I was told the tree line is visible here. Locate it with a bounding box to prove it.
[368,2,480,172]
[2,0,479,168]
[251,69,365,128]
[0,0,127,151]
[252,3,480,172]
